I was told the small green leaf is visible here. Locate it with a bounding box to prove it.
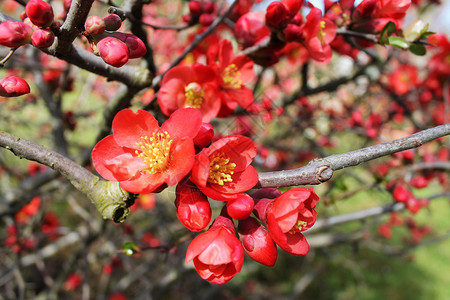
[122,242,139,256]
[409,43,426,56]
[388,36,409,49]
[421,31,435,39]
[380,21,396,45]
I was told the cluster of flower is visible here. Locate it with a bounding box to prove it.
[183,0,217,27]
[91,107,319,284]
[233,0,412,65]
[0,0,59,96]
[84,14,147,68]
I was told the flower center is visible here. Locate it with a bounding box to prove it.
[208,153,236,185]
[317,20,326,45]
[184,82,204,109]
[135,131,173,174]
[288,220,307,234]
[222,64,242,89]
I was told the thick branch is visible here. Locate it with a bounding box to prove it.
[0,131,134,222]
[256,124,450,188]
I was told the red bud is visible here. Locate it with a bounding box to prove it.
[25,0,54,27]
[0,21,32,48]
[0,76,30,97]
[238,217,278,266]
[85,16,105,36]
[31,28,54,48]
[103,14,122,31]
[227,193,254,220]
[97,37,129,67]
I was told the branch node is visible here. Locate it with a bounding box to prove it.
[318,166,333,182]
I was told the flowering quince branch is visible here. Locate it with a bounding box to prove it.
[256,124,450,188]
[0,131,134,222]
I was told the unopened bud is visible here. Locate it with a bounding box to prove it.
[103,14,122,31]
[31,28,55,48]
[25,0,54,27]
[97,37,129,67]
[0,21,32,48]
[0,76,31,97]
[227,193,254,220]
[85,16,106,36]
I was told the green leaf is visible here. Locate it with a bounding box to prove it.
[388,36,409,49]
[409,43,426,56]
[380,21,396,45]
[421,31,435,39]
[122,242,140,256]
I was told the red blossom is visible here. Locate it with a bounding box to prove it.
[15,196,41,224]
[208,40,255,116]
[234,11,270,48]
[186,215,245,284]
[226,193,254,220]
[264,187,319,256]
[158,64,221,122]
[301,7,336,62]
[388,65,419,96]
[64,273,82,291]
[190,135,258,201]
[92,108,202,194]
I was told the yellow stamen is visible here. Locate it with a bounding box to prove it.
[135,131,173,174]
[222,64,242,89]
[317,20,326,45]
[184,82,204,109]
[288,220,308,234]
[208,153,236,185]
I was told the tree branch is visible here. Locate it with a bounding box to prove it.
[0,131,134,222]
[256,124,450,188]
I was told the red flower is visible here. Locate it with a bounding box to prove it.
[190,135,258,201]
[388,65,418,96]
[0,21,32,48]
[85,15,106,36]
[185,215,244,284]
[0,76,30,97]
[64,273,82,291]
[175,178,212,232]
[92,108,202,194]
[265,187,319,256]
[158,64,221,122]
[301,7,336,62]
[208,40,255,116]
[234,11,270,48]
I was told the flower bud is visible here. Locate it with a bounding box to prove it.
[112,32,146,59]
[103,14,122,31]
[25,0,54,27]
[226,193,254,220]
[0,76,30,97]
[199,13,213,26]
[238,217,278,266]
[175,179,212,232]
[85,16,105,36]
[189,1,203,17]
[203,1,215,14]
[193,123,214,148]
[0,21,32,48]
[392,183,411,203]
[265,1,288,29]
[31,28,54,48]
[97,37,129,67]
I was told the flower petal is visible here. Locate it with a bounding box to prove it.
[161,108,202,140]
[112,109,159,149]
